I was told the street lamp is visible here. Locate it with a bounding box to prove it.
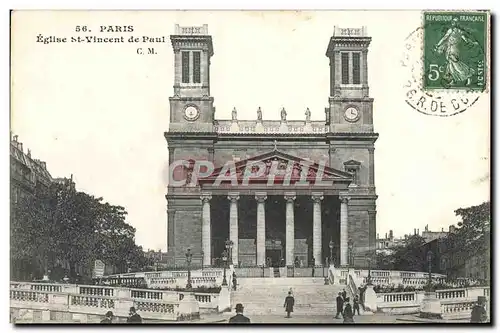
[348,238,354,267]
[221,250,228,286]
[185,249,193,291]
[329,239,335,266]
[201,250,204,270]
[225,239,234,265]
[367,257,373,285]
[427,250,433,291]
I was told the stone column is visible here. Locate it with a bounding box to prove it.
[284,192,296,266]
[174,49,181,84]
[362,49,369,85]
[255,192,267,267]
[340,196,350,266]
[228,193,240,266]
[312,193,324,266]
[348,52,353,84]
[368,147,375,186]
[201,193,212,267]
[362,49,369,96]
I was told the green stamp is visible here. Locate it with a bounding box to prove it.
[423,11,488,91]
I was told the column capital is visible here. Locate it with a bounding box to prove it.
[339,195,351,204]
[311,192,324,203]
[284,192,296,202]
[368,147,375,153]
[255,192,267,203]
[228,192,240,202]
[201,192,212,203]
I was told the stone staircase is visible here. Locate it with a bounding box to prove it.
[231,277,345,315]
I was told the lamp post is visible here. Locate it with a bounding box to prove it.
[367,257,372,285]
[221,250,228,286]
[348,238,354,267]
[329,239,335,266]
[225,239,233,266]
[427,250,433,291]
[185,249,193,291]
[201,250,204,270]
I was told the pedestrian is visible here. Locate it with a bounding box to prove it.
[311,257,316,276]
[232,272,237,291]
[343,297,354,323]
[335,292,344,319]
[100,311,114,324]
[284,291,295,318]
[127,307,142,323]
[470,296,488,323]
[353,294,360,315]
[229,303,251,323]
[294,256,300,268]
[341,289,347,301]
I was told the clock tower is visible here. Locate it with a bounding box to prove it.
[169,24,215,133]
[325,26,374,133]
[325,26,378,256]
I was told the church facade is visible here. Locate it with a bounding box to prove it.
[165,25,378,268]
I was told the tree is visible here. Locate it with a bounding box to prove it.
[443,201,490,280]
[11,180,147,281]
[392,234,427,271]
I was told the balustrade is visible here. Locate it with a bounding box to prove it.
[70,295,115,309]
[436,289,466,299]
[130,289,163,300]
[135,300,176,314]
[11,290,49,303]
[30,284,62,293]
[381,292,416,303]
[441,299,477,318]
[79,286,114,297]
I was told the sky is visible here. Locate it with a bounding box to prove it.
[11,10,490,251]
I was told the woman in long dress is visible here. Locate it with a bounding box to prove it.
[434,18,478,86]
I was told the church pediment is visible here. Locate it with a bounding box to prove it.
[200,150,352,185]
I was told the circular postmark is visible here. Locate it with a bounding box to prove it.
[402,26,484,117]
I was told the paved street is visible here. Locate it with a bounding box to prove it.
[198,313,407,324]
[195,312,474,324]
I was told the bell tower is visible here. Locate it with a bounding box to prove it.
[169,24,215,132]
[325,26,374,133]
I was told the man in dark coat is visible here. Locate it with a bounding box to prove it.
[353,295,360,315]
[229,303,251,323]
[341,289,347,301]
[284,291,295,318]
[100,311,114,324]
[127,307,142,323]
[335,292,344,319]
[470,297,488,323]
[343,297,354,323]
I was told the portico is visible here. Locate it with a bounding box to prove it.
[197,150,354,268]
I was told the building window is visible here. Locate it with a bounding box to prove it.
[193,52,201,83]
[352,52,361,84]
[181,51,190,83]
[341,52,349,84]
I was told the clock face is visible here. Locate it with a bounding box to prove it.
[344,107,360,122]
[184,106,199,121]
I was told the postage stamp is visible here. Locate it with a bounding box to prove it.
[423,11,488,91]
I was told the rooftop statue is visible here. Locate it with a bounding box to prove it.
[257,107,262,121]
[305,107,311,122]
[232,107,237,121]
[281,107,287,122]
